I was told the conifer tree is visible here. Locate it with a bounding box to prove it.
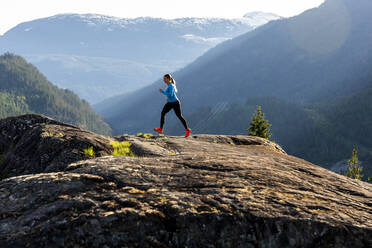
[248,105,272,139]
[345,148,363,180]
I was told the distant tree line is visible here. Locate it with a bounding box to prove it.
[0,53,111,135]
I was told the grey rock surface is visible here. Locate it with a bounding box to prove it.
[0,114,371,247]
[0,114,114,177]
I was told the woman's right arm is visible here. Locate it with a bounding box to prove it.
[161,85,173,96]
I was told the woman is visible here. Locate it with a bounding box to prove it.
[154,74,192,137]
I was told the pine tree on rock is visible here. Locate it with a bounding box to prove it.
[248,105,272,139]
[345,148,363,180]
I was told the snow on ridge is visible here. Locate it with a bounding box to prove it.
[44,12,281,29]
[181,34,231,45]
[7,12,282,35]
[46,13,138,29]
[242,11,282,27]
[243,11,281,18]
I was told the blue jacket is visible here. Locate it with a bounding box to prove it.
[161,83,179,102]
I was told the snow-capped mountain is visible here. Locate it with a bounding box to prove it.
[0,12,281,103]
[1,12,281,58]
[243,12,282,26]
[43,12,280,31]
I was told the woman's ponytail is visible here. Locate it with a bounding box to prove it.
[167,74,178,93]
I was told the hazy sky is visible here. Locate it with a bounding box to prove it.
[0,0,324,35]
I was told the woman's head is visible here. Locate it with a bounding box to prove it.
[163,74,178,92]
[163,74,173,84]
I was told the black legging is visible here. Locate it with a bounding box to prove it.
[161,100,188,130]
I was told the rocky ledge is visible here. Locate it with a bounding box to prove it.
[0,114,371,247]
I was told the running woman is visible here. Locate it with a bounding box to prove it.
[154,74,192,137]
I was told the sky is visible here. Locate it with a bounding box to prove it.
[0,0,324,35]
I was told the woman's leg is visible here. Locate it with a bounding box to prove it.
[173,101,189,130]
[160,102,173,129]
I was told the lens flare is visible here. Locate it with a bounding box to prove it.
[288,0,351,55]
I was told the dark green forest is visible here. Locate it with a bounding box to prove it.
[0,53,111,135]
[165,92,372,180]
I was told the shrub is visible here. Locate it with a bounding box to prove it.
[136,133,154,139]
[83,146,95,157]
[43,131,54,137]
[110,141,134,157]
[143,133,154,139]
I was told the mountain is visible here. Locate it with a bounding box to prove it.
[0,114,371,247]
[104,0,372,130]
[22,54,182,104]
[300,85,372,175]
[99,0,372,173]
[0,53,111,135]
[0,12,281,59]
[0,12,281,103]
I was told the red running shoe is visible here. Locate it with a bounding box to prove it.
[154,127,163,133]
[185,128,192,137]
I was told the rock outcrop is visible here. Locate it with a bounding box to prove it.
[0,115,371,247]
[0,114,114,177]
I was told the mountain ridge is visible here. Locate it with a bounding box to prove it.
[101,0,372,129]
[5,11,281,35]
[0,11,281,103]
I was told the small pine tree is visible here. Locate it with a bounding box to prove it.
[345,148,363,180]
[248,105,272,139]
